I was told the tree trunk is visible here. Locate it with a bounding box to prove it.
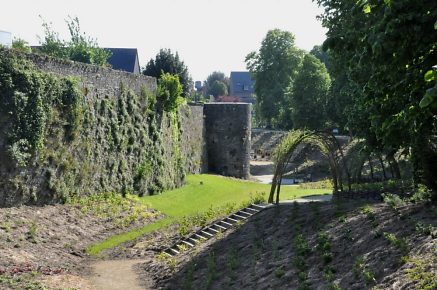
[276,173,283,205]
[368,156,375,181]
[378,154,387,180]
[386,150,401,179]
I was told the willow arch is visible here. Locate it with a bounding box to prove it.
[268,130,351,204]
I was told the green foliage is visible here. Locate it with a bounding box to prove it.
[382,193,405,210]
[157,73,184,112]
[246,29,304,128]
[143,48,192,98]
[67,191,155,229]
[316,0,437,199]
[409,184,433,203]
[274,265,285,278]
[293,234,311,257]
[0,48,83,165]
[88,174,327,255]
[38,16,111,66]
[299,179,333,190]
[415,222,434,237]
[290,54,331,130]
[407,258,437,290]
[383,232,409,253]
[203,71,230,98]
[209,80,228,98]
[11,38,32,53]
[61,77,82,140]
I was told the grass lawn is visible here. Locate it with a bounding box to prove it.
[87,174,331,255]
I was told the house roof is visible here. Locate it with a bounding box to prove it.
[106,48,139,74]
[230,71,255,94]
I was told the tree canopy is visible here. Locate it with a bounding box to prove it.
[143,49,192,98]
[245,29,304,128]
[203,71,230,98]
[316,0,437,199]
[290,54,331,130]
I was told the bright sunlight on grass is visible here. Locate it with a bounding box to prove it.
[87,174,331,255]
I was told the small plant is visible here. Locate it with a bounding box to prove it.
[27,221,38,243]
[328,282,342,290]
[353,256,365,278]
[248,191,266,205]
[324,266,336,282]
[382,193,405,210]
[383,232,409,253]
[297,270,309,282]
[363,269,376,286]
[157,251,170,262]
[353,255,376,286]
[343,228,354,241]
[178,244,188,253]
[409,184,432,203]
[360,205,376,221]
[415,222,433,236]
[275,265,285,278]
[168,257,177,272]
[294,234,311,256]
[0,222,11,233]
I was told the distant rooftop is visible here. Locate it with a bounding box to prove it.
[230,71,255,104]
[105,48,140,74]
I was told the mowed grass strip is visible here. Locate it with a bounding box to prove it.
[87,174,331,255]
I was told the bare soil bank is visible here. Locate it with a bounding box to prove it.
[141,200,436,290]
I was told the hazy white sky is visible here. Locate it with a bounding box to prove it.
[1,0,326,81]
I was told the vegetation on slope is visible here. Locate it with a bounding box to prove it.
[87,174,330,255]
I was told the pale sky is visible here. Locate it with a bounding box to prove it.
[1,0,326,82]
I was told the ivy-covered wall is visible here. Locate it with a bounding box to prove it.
[0,49,206,206]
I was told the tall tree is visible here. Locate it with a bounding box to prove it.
[245,29,304,128]
[311,45,352,132]
[290,54,331,130]
[209,80,228,98]
[143,49,192,98]
[316,0,437,198]
[203,71,230,97]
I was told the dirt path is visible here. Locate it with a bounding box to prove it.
[90,259,146,290]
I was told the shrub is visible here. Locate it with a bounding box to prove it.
[157,73,184,112]
[382,193,405,210]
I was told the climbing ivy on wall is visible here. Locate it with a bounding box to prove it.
[0,47,82,166]
[0,48,199,206]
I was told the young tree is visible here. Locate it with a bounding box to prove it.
[143,49,193,98]
[38,16,111,66]
[245,29,304,128]
[290,54,331,130]
[157,73,184,112]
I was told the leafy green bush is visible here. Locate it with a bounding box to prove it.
[409,184,432,203]
[0,48,83,165]
[382,193,406,210]
[157,72,184,112]
[39,16,111,66]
